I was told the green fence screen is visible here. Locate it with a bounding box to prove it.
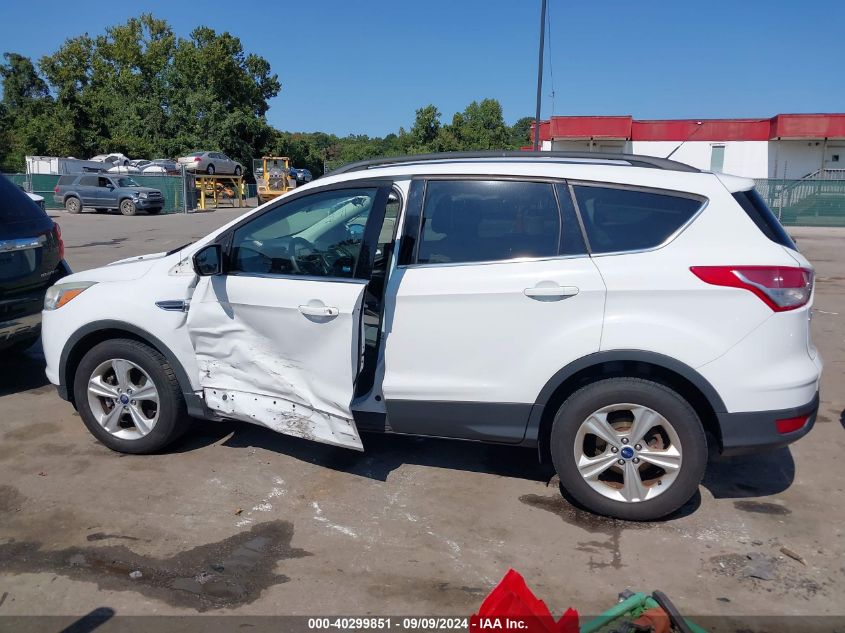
[6,172,845,226]
[754,179,845,227]
[4,173,186,214]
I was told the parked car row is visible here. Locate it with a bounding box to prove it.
[87,151,313,184]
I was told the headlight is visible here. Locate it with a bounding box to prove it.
[44,281,97,310]
[139,192,148,199]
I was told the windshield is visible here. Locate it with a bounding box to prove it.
[118,177,140,187]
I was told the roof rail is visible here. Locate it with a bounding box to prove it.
[324,150,700,176]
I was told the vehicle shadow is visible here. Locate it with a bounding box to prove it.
[0,341,50,397]
[172,419,551,483]
[702,447,795,498]
[174,418,796,508]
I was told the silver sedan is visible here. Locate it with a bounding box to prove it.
[178,151,243,176]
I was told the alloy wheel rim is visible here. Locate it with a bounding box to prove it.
[87,358,160,440]
[572,403,683,503]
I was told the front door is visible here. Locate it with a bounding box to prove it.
[95,176,116,207]
[186,183,391,449]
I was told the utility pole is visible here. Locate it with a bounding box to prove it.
[533,0,547,151]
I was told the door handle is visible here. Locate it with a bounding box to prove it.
[523,285,580,299]
[298,304,340,317]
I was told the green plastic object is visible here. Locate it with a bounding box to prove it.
[580,591,707,633]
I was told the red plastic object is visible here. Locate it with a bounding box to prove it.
[776,415,809,434]
[470,569,579,633]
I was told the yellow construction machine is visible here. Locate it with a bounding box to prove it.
[254,156,295,203]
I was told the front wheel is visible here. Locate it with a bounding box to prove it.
[550,377,707,521]
[64,197,81,214]
[120,199,137,216]
[73,338,191,454]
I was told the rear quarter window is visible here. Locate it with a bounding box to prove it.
[732,189,796,249]
[58,175,76,186]
[572,185,703,254]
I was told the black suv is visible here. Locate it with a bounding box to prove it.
[1,176,71,353]
[53,174,164,216]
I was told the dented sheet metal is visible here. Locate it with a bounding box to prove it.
[186,274,367,450]
[205,388,362,449]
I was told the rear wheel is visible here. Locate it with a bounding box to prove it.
[119,199,137,216]
[73,338,191,454]
[550,377,707,521]
[64,197,81,214]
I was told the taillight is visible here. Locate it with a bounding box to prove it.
[54,185,60,193]
[53,223,65,260]
[194,156,201,162]
[690,266,813,312]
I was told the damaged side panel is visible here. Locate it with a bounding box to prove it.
[186,274,367,450]
[204,388,362,449]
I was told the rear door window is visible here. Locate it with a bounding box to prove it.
[79,176,98,187]
[416,180,563,264]
[571,185,703,254]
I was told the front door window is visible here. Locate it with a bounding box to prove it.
[230,187,379,278]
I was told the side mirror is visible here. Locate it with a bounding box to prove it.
[193,244,223,276]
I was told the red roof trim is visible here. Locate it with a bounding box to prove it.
[539,114,845,142]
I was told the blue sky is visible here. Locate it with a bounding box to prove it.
[1,0,842,136]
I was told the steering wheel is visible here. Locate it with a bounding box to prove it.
[288,237,330,276]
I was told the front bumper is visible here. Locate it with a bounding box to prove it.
[717,391,819,456]
[132,197,163,209]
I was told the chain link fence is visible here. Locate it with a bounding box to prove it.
[754,179,845,227]
[5,169,845,226]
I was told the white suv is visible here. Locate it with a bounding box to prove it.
[41,152,822,520]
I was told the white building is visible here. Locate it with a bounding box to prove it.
[531,114,845,180]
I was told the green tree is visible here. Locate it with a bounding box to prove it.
[0,53,56,169]
[408,104,441,151]
[20,14,280,168]
[509,116,534,148]
[444,98,510,150]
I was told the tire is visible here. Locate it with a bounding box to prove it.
[234,165,242,176]
[146,207,162,215]
[73,338,191,454]
[64,197,81,214]
[119,199,137,216]
[550,377,707,521]
[206,164,215,175]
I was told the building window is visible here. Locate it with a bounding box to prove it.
[710,145,725,173]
